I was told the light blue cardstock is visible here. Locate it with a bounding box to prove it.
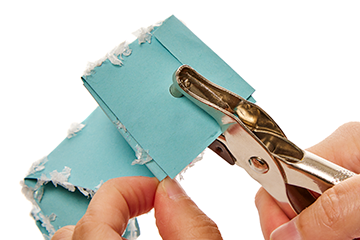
[82,15,255,179]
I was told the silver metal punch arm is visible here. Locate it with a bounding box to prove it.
[170,65,356,216]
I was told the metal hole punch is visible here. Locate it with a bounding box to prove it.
[172,65,356,216]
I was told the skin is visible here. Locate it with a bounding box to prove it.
[52,176,222,240]
[53,122,360,240]
[255,122,360,240]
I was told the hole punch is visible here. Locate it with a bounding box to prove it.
[169,84,183,98]
[172,64,356,216]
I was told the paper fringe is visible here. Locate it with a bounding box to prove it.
[82,20,163,76]
[176,151,205,181]
[67,122,86,139]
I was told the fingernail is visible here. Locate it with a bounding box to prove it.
[270,220,301,240]
[162,177,187,200]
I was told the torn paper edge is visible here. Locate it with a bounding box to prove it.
[77,179,104,198]
[114,119,154,166]
[176,151,205,181]
[83,20,163,76]
[22,165,76,239]
[77,186,95,198]
[30,205,57,239]
[132,20,163,44]
[94,179,104,192]
[132,144,152,165]
[38,166,76,192]
[23,159,140,239]
[67,122,86,139]
[21,182,57,239]
[83,41,132,76]
[115,120,127,132]
[27,156,48,176]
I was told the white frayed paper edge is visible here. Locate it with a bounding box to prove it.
[21,183,57,239]
[114,119,154,166]
[78,180,104,198]
[27,157,48,176]
[115,120,127,132]
[23,158,105,238]
[176,151,205,181]
[21,180,37,205]
[77,186,95,198]
[83,20,163,77]
[131,144,152,165]
[21,165,76,238]
[132,21,162,44]
[31,205,57,239]
[83,41,132,76]
[39,166,76,192]
[67,122,86,139]
[94,180,104,192]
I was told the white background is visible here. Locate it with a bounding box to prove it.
[1,1,360,239]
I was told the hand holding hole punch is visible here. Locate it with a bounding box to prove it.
[255,122,360,240]
[172,65,359,239]
[53,64,359,239]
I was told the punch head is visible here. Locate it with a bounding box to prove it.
[169,83,184,98]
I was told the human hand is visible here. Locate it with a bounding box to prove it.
[255,122,360,240]
[52,176,222,240]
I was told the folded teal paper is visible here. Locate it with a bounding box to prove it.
[23,16,256,238]
[82,15,255,179]
[26,107,154,189]
[24,107,154,238]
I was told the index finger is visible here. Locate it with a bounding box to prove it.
[306,122,360,174]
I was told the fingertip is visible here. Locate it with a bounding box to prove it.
[158,177,187,200]
[270,219,301,240]
[254,188,291,240]
[255,187,267,210]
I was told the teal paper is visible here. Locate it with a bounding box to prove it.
[23,15,256,238]
[83,81,167,180]
[24,179,91,235]
[24,107,155,236]
[26,107,154,189]
[82,15,255,179]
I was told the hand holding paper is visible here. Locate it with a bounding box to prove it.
[53,177,223,240]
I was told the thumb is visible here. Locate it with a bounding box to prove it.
[270,174,360,240]
[154,177,222,240]
[51,225,75,240]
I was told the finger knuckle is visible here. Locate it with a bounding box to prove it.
[187,213,222,239]
[316,187,343,229]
